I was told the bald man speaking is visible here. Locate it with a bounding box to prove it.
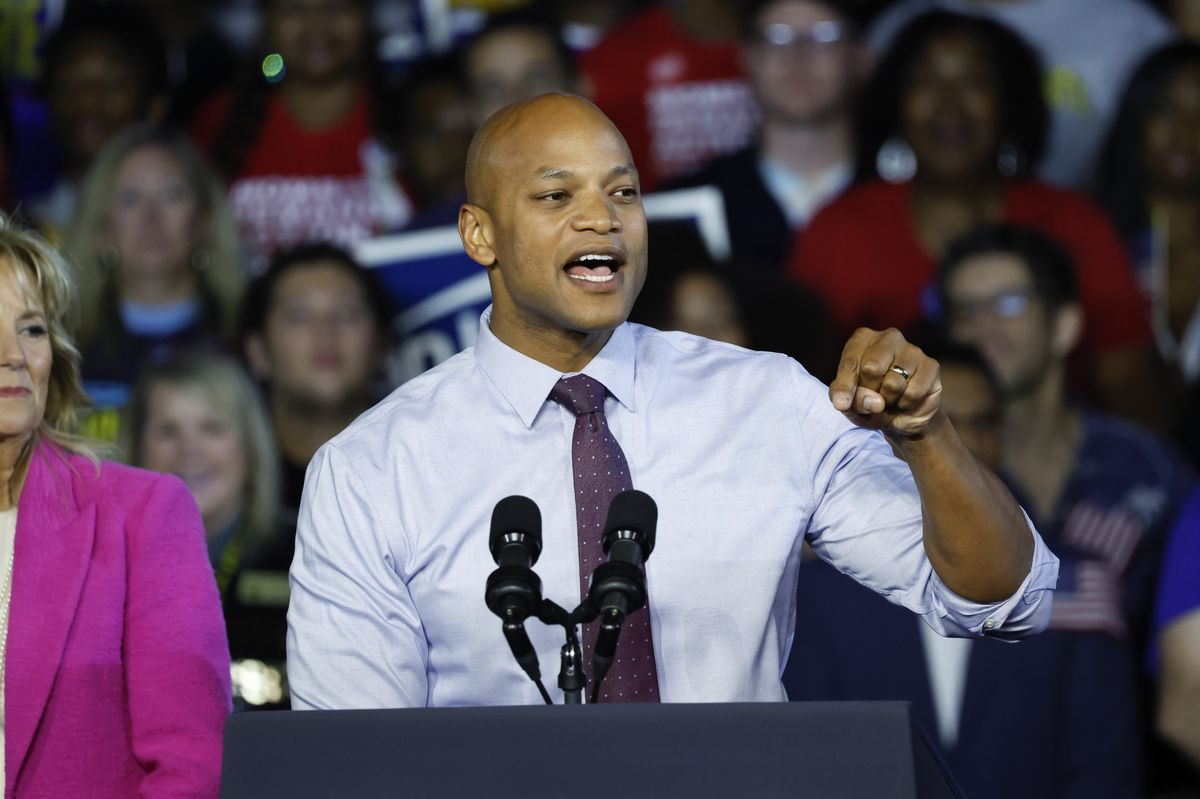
[287,94,1059,709]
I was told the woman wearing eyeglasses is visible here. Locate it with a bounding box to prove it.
[787,11,1172,433]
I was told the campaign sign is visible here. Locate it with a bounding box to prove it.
[355,226,490,385]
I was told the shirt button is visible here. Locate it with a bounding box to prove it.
[983,618,997,631]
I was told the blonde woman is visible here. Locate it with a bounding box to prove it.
[64,124,243,430]
[0,216,229,795]
[124,350,291,708]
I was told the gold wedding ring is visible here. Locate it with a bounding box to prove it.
[889,364,911,381]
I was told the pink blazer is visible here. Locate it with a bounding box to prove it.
[5,442,231,797]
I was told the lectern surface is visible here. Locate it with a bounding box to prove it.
[221,700,964,798]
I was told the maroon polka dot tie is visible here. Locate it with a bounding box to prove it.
[550,375,661,703]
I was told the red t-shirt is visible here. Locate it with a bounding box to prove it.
[788,179,1152,353]
[191,90,411,262]
[579,5,759,191]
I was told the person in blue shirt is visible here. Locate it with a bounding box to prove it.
[933,223,1195,795]
[785,343,1141,799]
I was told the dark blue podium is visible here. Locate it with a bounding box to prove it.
[221,701,965,798]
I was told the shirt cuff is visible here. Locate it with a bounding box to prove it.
[922,510,1061,640]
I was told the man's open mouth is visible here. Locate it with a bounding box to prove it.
[564,249,626,283]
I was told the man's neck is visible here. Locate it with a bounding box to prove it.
[760,115,852,179]
[1001,367,1081,521]
[272,398,368,467]
[1005,380,1073,450]
[490,318,614,374]
[281,79,360,131]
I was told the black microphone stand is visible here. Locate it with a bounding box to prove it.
[488,490,656,705]
[559,629,585,704]
[500,558,646,704]
[497,579,640,704]
[535,599,597,704]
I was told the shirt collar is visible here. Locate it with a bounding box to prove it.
[474,306,637,429]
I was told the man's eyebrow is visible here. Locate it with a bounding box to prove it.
[534,165,637,181]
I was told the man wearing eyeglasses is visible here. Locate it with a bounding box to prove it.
[783,337,1145,799]
[935,224,1193,652]
[669,0,862,275]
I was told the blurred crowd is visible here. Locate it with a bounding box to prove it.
[2,0,1200,795]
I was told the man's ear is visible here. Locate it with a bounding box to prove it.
[1051,302,1084,357]
[244,333,273,380]
[458,203,497,267]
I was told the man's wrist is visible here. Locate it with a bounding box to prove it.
[885,408,953,453]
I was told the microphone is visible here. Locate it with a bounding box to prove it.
[587,489,657,700]
[488,494,543,572]
[484,496,550,701]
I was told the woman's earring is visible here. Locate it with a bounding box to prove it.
[997,142,1023,178]
[876,136,917,183]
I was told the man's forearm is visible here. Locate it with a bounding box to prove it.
[891,410,1034,602]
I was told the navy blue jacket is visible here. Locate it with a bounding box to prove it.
[783,557,1140,799]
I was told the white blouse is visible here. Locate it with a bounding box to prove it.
[0,507,18,794]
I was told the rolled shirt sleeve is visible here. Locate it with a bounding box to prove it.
[922,510,1059,640]
[793,363,1059,640]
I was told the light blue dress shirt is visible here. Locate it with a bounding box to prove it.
[287,311,1059,709]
